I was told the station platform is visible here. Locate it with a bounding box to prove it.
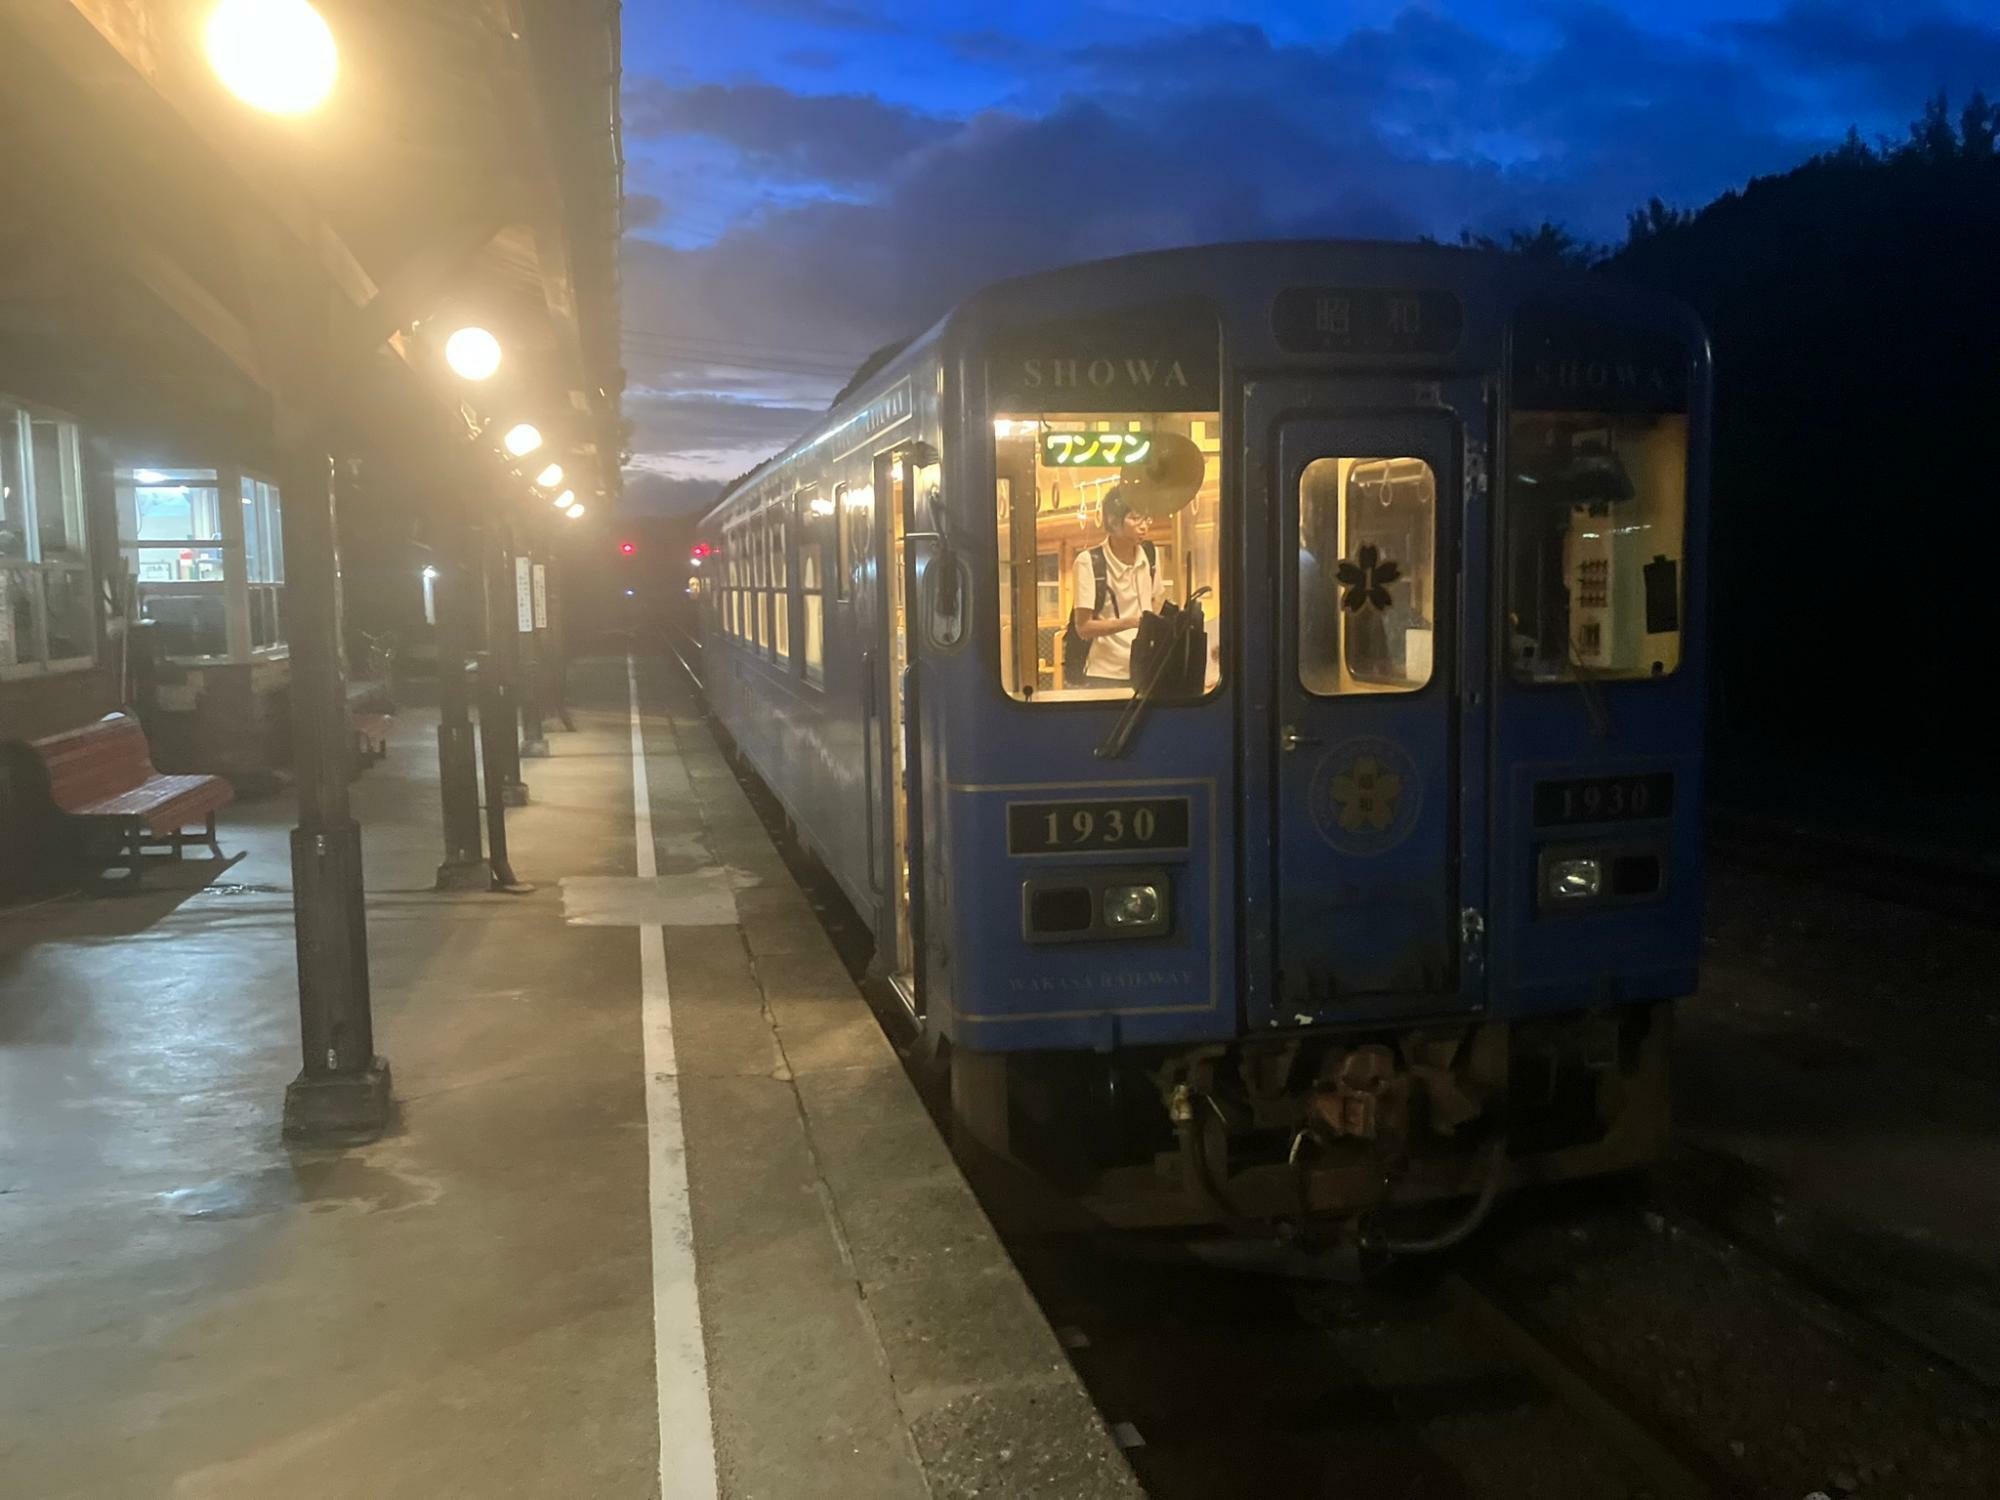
[0,658,1140,1499]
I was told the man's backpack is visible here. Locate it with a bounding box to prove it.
[1059,541,1157,686]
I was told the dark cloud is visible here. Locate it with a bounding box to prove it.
[621,470,725,519]
[622,1,2000,479]
[733,0,897,34]
[623,80,945,184]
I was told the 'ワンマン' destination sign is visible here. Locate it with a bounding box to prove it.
[1040,429,1154,467]
[1271,286,1464,357]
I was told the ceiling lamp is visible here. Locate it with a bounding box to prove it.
[535,463,564,488]
[565,503,586,519]
[205,0,338,116]
[503,423,543,457]
[444,326,502,382]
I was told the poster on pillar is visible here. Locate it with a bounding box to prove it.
[532,564,548,629]
[515,556,535,634]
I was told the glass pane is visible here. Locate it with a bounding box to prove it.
[842,483,873,601]
[128,472,221,542]
[43,567,92,661]
[1,412,26,562]
[1506,412,1688,681]
[994,411,1223,701]
[140,587,229,657]
[31,418,85,563]
[1299,456,1437,695]
[133,546,225,582]
[0,566,33,665]
[264,483,285,583]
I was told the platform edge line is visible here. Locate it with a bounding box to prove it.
[631,654,720,1500]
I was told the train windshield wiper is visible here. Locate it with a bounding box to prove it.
[1567,633,1614,739]
[1096,587,1211,760]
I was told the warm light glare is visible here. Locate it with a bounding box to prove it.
[552,488,575,510]
[205,0,338,115]
[535,463,563,488]
[421,566,439,581]
[503,423,542,457]
[444,326,502,381]
[566,503,586,519]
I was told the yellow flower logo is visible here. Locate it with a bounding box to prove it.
[1329,757,1403,833]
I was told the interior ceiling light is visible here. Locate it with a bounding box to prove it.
[503,423,542,458]
[552,488,575,509]
[565,503,586,519]
[535,463,563,488]
[444,326,502,382]
[205,0,338,116]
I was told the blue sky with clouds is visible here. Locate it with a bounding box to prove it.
[617,0,2000,511]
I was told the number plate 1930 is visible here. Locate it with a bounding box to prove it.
[1007,797,1191,855]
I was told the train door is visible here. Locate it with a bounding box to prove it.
[870,450,918,996]
[1270,405,1472,1018]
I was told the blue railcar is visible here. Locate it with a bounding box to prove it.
[691,241,1709,1240]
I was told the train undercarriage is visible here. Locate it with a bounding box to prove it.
[951,1000,1673,1245]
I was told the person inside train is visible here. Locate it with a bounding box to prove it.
[1068,487,1157,688]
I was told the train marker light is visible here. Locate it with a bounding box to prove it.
[503,423,542,457]
[619,540,637,556]
[1103,884,1163,928]
[1546,857,1603,902]
[444,326,502,382]
[205,0,338,115]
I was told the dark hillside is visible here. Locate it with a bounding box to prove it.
[1607,110,2000,797]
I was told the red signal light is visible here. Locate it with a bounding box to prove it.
[618,540,637,556]
[691,542,712,558]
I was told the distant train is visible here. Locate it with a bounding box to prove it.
[689,241,1709,1246]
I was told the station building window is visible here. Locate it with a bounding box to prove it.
[0,400,93,675]
[994,411,1223,701]
[1298,457,1437,694]
[1506,412,1688,681]
[116,463,286,662]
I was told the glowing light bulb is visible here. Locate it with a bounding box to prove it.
[503,423,542,457]
[552,488,575,510]
[444,326,502,381]
[566,503,586,519]
[535,463,563,488]
[205,0,338,115]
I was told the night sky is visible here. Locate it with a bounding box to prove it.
[618,0,2000,511]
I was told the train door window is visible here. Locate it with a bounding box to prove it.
[1298,457,1437,694]
[841,480,872,604]
[1506,412,1688,681]
[771,501,791,665]
[727,522,744,639]
[831,483,851,602]
[993,411,1224,701]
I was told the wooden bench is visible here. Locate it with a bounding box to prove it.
[27,713,233,884]
[352,711,392,767]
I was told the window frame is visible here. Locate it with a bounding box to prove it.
[0,398,95,680]
[797,486,826,687]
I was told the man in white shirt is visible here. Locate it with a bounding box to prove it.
[1070,489,1156,687]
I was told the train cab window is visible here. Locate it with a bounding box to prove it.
[1506,412,1688,681]
[1298,457,1437,694]
[994,411,1223,702]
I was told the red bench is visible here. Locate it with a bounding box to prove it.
[27,713,233,884]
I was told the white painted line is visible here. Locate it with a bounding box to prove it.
[629,656,719,1500]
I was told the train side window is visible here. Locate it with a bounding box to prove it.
[1506,411,1688,682]
[993,411,1224,702]
[1298,456,1437,695]
[771,501,791,665]
[801,537,825,685]
[831,483,851,602]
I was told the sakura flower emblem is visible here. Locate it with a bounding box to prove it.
[1329,756,1403,833]
[1336,543,1400,613]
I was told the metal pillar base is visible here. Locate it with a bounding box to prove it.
[435,857,493,891]
[501,781,530,807]
[282,1056,392,1145]
[521,735,550,758]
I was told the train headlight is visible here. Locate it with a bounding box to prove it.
[1546,857,1603,902]
[1103,883,1163,928]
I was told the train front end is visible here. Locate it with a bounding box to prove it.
[924,246,1708,1240]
